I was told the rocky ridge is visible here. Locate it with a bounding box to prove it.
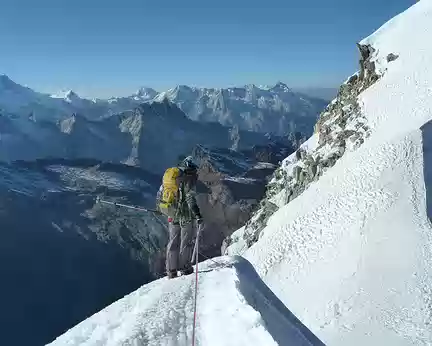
[223,42,396,254]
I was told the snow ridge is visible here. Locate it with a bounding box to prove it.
[48,256,324,346]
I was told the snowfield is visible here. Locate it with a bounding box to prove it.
[242,1,432,345]
[47,257,323,346]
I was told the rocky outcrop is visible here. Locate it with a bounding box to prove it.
[386,53,399,63]
[191,142,296,258]
[223,43,381,255]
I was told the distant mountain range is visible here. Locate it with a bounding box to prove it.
[151,82,327,135]
[1,100,278,173]
[0,74,326,136]
[0,75,324,171]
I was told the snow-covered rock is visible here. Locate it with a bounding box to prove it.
[48,256,323,346]
[132,87,158,101]
[226,0,432,344]
[51,89,83,104]
[192,142,294,258]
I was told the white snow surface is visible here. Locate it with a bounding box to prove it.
[242,1,432,345]
[48,256,323,346]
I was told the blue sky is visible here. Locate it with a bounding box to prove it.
[0,0,413,98]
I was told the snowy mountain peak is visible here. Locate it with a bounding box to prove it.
[51,90,82,103]
[158,84,197,102]
[0,75,325,138]
[0,73,12,83]
[133,87,158,100]
[0,74,24,91]
[270,81,291,93]
[244,83,257,89]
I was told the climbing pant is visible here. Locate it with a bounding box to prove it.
[166,221,195,273]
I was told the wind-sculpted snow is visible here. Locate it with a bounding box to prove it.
[48,256,324,346]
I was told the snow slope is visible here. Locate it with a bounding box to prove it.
[237,1,432,345]
[48,256,323,346]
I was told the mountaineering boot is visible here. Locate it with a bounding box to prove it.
[180,267,194,276]
[167,270,178,279]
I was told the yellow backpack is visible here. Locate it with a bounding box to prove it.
[159,167,183,216]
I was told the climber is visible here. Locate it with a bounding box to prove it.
[156,156,204,279]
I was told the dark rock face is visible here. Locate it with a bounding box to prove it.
[0,159,166,346]
[191,141,296,258]
[357,43,378,82]
[387,53,399,62]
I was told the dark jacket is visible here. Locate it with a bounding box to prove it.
[174,176,201,225]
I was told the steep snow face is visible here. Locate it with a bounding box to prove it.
[231,1,432,345]
[48,256,324,346]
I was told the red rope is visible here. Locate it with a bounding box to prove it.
[192,225,200,346]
